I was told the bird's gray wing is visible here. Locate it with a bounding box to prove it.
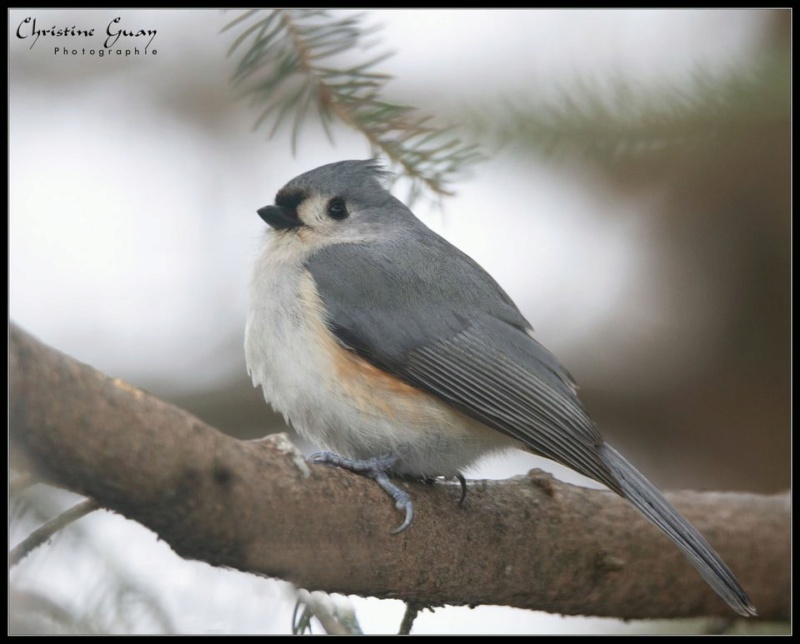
[306,232,619,491]
[307,234,759,618]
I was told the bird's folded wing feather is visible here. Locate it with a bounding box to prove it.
[306,234,619,491]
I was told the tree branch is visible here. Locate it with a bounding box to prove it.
[9,323,789,621]
[9,498,101,568]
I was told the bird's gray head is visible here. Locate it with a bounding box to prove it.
[257,160,414,244]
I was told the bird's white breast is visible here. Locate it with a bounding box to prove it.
[244,231,515,477]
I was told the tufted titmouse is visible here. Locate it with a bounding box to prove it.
[245,160,755,617]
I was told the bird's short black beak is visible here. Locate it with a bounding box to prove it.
[257,205,302,230]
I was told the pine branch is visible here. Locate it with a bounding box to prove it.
[471,53,789,162]
[224,9,482,202]
[9,323,790,624]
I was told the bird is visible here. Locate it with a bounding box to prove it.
[244,159,756,617]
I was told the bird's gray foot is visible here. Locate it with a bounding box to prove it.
[308,451,414,534]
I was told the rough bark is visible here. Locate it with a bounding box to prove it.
[9,323,790,620]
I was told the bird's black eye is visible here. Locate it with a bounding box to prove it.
[326,197,349,221]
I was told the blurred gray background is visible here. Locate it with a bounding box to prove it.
[9,9,789,635]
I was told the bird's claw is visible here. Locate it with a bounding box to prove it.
[307,451,414,533]
[390,499,414,535]
[455,472,468,507]
[307,451,331,465]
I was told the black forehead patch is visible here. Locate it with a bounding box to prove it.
[275,188,306,211]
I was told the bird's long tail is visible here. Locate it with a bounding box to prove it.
[599,444,757,617]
